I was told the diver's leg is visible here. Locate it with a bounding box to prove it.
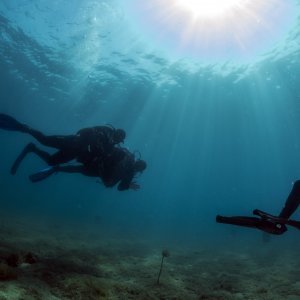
[29,164,99,183]
[0,115,78,150]
[279,180,300,219]
[29,165,85,183]
[56,165,98,178]
[0,114,27,131]
[0,115,52,139]
[11,143,52,174]
[47,150,76,165]
[56,165,85,174]
[11,143,77,174]
[22,126,78,150]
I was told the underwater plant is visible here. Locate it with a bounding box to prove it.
[156,249,170,285]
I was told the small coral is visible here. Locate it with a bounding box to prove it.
[157,249,170,285]
[162,249,170,258]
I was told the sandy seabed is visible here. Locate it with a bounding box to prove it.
[0,214,300,300]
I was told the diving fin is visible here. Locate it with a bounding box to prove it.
[253,209,300,230]
[11,143,36,175]
[29,167,57,183]
[0,113,26,131]
[216,215,287,235]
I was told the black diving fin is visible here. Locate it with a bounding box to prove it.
[11,143,36,175]
[216,208,300,235]
[29,167,57,183]
[0,113,25,131]
[216,215,287,235]
[253,209,300,230]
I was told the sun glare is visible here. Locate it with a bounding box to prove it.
[175,0,245,19]
[126,0,296,61]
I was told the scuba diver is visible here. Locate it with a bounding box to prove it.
[99,146,147,191]
[29,147,147,191]
[0,113,147,190]
[216,180,300,235]
[0,113,125,174]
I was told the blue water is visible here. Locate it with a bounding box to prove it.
[1,0,300,249]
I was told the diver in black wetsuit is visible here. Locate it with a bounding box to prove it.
[216,181,300,235]
[0,113,125,171]
[0,113,125,173]
[0,113,147,191]
[38,147,147,191]
[100,147,147,191]
[11,125,126,174]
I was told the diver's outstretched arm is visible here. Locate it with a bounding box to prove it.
[279,180,300,219]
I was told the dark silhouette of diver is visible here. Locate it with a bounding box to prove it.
[0,113,125,172]
[31,146,147,191]
[0,113,147,190]
[216,180,300,235]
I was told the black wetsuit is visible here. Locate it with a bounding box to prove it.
[10,124,117,174]
[278,180,300,219]
[216,181,300,234]
[55,147,137,191]
[0,113,140,190]
[101,147,137,191]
